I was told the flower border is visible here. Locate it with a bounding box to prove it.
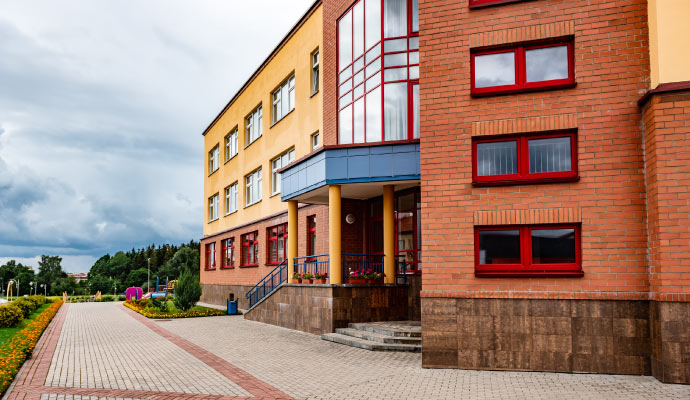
[123,301,225,319]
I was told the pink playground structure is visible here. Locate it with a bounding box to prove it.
[125,287,143,301]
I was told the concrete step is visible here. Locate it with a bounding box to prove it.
[348,321,422,338]
[321,333,421,352]
[335,328,422,345]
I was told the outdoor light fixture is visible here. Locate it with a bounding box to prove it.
[345,214,356,224]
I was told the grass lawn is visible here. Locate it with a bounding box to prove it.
[0,303,50,346]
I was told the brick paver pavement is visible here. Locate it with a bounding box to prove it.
[4,302,689,400]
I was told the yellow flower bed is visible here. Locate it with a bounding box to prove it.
[0,300,63,396]
[123,301,224,319]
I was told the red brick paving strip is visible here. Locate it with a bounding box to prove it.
[4,303,291,400]
[122,306,292,400]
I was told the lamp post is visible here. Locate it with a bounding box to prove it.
[40,283,46,296]
[15,278,20,297]
[147,257,150,294]
[30,281,34,295]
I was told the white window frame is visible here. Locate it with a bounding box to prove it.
[209,145,219,174]
[225,129,238,162]
[208,193,219,222]
[246,106,262,146]
[311,132,320,150]
[271,149,295,195]
[272,75,296,124]
[245,168,262,207]
[311,50,320,95]
[224,182,238,215]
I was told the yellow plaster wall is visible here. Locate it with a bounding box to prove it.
[203,4,322,237]
[648,0,690,88]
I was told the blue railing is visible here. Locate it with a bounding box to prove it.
[246,259,288,309]
[293,254,329,277]
[342,253,384,282]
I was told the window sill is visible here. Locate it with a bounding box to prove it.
[475,270,584,278]
[224,210,238,217]
[240,264,259,268]
[224,154,238,165]
[266,262,281,266]
[471,82,576,97]
[270,192,281,198]
[220,266,234,270]
[270,108,295,129]
[310,90,319,98]
[469,0,526,9]
[244,136,262,150]
[473,176,579,187]
[208,169,219,177]
[204,267,217,271]
[244,199,262,209]
[208,218,219,224]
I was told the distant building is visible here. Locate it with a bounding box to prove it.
[67,273,88,282]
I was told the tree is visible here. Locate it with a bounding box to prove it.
[124,268,148,289]
[173,270,201,311]
[37,256,66,289]
[0,260,37,296]
[159,247,200,280]
[52,277,78,296]
[88,275,111,295]
[106,252,130,281]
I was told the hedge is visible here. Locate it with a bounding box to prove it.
[0,300,63,395]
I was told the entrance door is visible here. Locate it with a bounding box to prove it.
[368,198,384,255]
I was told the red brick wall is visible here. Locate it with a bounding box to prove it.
[419,0,651,299]
[201,204,329,286]
[642,91,690,300]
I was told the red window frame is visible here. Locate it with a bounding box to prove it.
[267,223,288,265]
[307,215,317,258]
[471,41,575,96]
[472,131,578,186]
[205,242,216,270]
[221,238,234,269]
[474,224,583,277]
[336,0,420,145]
[468,0,525,8]
[240,231,259,267]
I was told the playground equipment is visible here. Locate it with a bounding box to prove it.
[6,280,15,300]
[147,276,175,299]
[125,287,143,301]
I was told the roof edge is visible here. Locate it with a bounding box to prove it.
[201,0,322,137]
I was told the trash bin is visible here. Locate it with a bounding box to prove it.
[227,300,238,315]
[227,293,237,315]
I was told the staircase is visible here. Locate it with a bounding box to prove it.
[322,321,421,352]
[245,259,287,310]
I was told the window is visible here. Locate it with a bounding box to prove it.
[469,0,524,8]
[472,132,577,185]
[208,193,219,222]
[205,242,216,270]
[337,0,419,144]
[471,41,574,96]
[208,145,219,174]
[245,168,262,206]
[271,149,295,195]
[246,106,263,146]
[241,231,259,266]
[272,75,295,124]
[224,129,238,162]
[311,132,320,150]
[307,216,317,256]
[224,182,238,215]
[475,225,582,277]
[396,188,421,273]
[267,223,288,264]
[311,50,320,95]
[221,238,234,269]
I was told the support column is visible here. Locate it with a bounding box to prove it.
[383,185,395,284]
[329,185,342,284]
[287,200,298,279]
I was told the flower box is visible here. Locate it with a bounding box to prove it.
[367,279,384,284]
[303,278,314,284]
[291,278,302,284]
[349,278,367,285]
[314,278,327,284]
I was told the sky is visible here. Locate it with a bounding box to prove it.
[0,0,316,273]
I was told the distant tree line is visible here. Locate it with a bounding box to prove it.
[0,240,200,296]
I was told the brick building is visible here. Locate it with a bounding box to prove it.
[200,0,690,384]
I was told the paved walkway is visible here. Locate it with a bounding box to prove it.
[4,303,689,400]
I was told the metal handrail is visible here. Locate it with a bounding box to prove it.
[245,259,288,309]
[342,253,384,282]
[293,254,329,277]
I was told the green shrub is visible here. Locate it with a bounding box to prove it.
[101,295,114,302]
[12,299,35,318]
[133,298,153,308]
[173,270,201,311]
[151,297,169,313]
[28,295,46,307]
[0,303,25,327]
[118,295,126,301]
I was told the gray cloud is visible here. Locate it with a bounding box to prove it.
[0,0,315,272]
